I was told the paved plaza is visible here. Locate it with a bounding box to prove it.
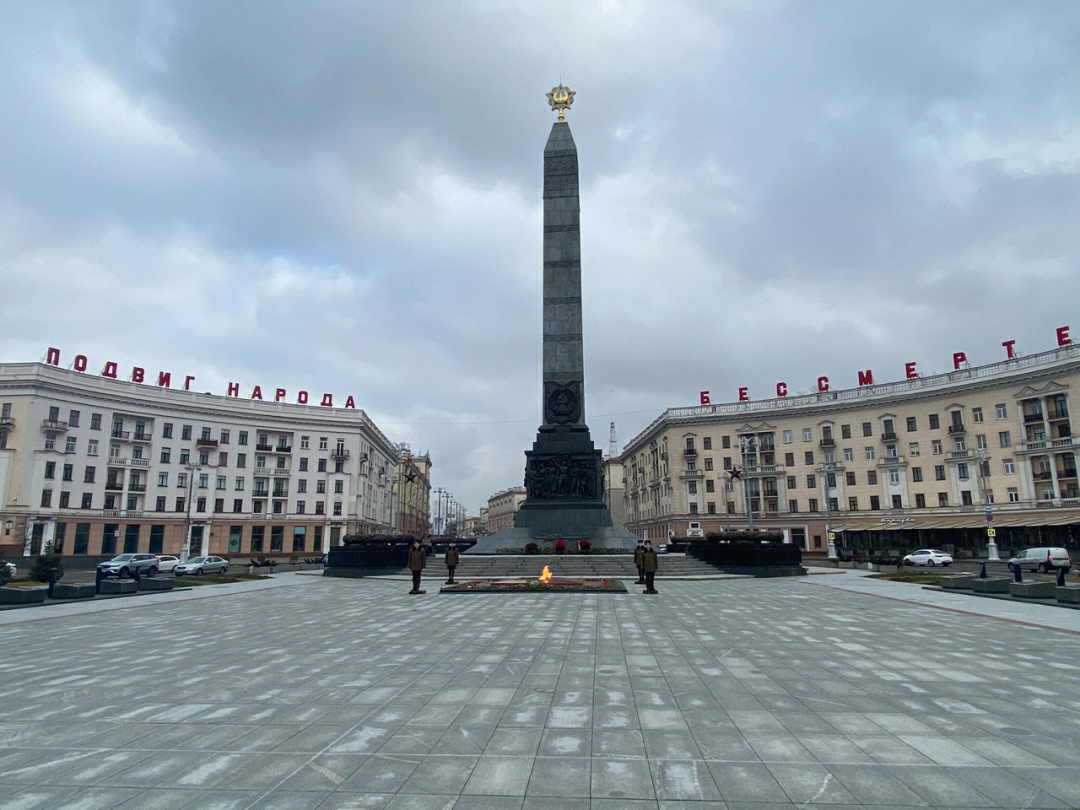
[2,572,1080,809]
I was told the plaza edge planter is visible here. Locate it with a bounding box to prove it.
[0,586,48,605]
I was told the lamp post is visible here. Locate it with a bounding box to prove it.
[181,462,218,562]
[976,449,1000,561]
[740,435,756,532]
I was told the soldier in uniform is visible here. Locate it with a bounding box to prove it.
[633,540,646,584]
[408,538,426,594]
[642,540,659,594]
[445,540,460,584]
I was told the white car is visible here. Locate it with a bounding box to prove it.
[155,555,180,574]
[903,549,953,567]
[173,556,229,576]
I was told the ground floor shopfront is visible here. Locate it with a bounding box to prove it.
[0,514,390,560]
[627,507,1080,557]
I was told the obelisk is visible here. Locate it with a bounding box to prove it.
[470,86,636,552]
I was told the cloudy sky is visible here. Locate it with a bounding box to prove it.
[3,2,1079,512]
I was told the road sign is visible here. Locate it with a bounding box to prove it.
[827,531,836,541]
[985,507,993,522]
[987,527,996,538]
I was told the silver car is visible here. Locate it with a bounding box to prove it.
[1008,547,1072,574]
[97,553,160,578]
[174,556,229,576]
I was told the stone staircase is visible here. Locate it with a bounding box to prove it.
[405,553,730,580]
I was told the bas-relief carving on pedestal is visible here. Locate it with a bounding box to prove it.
[525,453,599,500]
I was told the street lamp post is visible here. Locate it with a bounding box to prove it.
[976,449,1000,561]
[740,436,756,532]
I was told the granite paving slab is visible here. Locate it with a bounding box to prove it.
[1,574,1079,808]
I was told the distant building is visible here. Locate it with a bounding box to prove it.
[602,455,626,527]
[618,344,1080,554]
[463,515,482,537]
[392,444,432,537]
[483,486,527,534]
[0,362,399,559]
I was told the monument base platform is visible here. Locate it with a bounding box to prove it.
[466,525,639,554]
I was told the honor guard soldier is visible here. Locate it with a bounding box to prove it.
[408,539,427,594]
[634,540,646,584]
[642,541,659,594]
[445,541,460,584]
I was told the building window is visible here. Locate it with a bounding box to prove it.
[180,424,191,440]
[235,476,244,491]
[931,440,942,455]
[722,435,730,449]
[319,437,328,451]
[158,472,168,487]
[703,437,712,450]
[177,472,188,488]
[58,491,69,508]
[155,496,165,511]
[179,450,189,464]
[196,497,207,512]
[297,478,307,493]
[848,496,858,511]
[782,430,792,444]
[934,465,945,481]
[221,429,230,444]
[828,497,839,512]
[705,479,714,493]
[865,447,874,460]
[915,493,926,508]
[88,413,101,431]
[868,495,879,510]
[1003,458,1015,474]
[841,424,851,439]
[802,428,812,442]
[688,502,698,514]
[300,436,310,449]
[65,436,76,453]
[908,442,919,457]
[912,467,923,482]
[929,414,940,430]
[44,436,55,450]
[806,474,816,488]
[68,410,80,427]
[44,461,55,480]
[788,499,798,512]
[961,490,973,505]
[162,422,173,438]
[315,501,325,515]
[704,458,713,471]
[239,431,248,445]
[688,481,697,495]
[81,493,93,509]
[86,439,98,456]
[972,407,983,423]
[296,501,306,514]
[808,498,818,512]
[999,431,1011,447]
[214,499,224,513]
[176,497,185,512]
[707,502,716,514]
[1008,487,1019,503]
[299,457,309,472]
[316,480,326,494]
[237,453,246,468]
[292,526,306,551]
[843,471,854,486]
[938,493,949,506]
[62,464,73,481]
[199,452,209,466]
[83,466,95,483]
[889,470,900,486]
[996,403,1007,419]
[251,525,264,552]
[270,526,284,551]
[804,451,814,465]
[318,458,327,473]
[217,475,226,490]
[786,475,796,489]
[867,470,877,485]
[41,489,52,507]
[218,452,228,466]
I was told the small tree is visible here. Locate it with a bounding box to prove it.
[30,554,64,583]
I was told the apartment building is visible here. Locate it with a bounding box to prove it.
[0,362,399,559]
[483,486,527,534]
[615,344,1080,554]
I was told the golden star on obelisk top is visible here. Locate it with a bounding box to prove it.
[546,84,575,121]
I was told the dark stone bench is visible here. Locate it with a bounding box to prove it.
[98,579,138,595]
[139,577,174,592]
[1010,581,1057,599]
[53,583,97,600]
[972,578,1010,594]
[1056,585,1080,604]
[0,586,48,605]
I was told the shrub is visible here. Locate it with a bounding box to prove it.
[0,562,11,586]
[524,542,539,554]
[577,539,591,554]
[30,553,64,583]
[290,554,299,564]
[554,538,566,554]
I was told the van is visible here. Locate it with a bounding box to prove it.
[1007,547,1071,574]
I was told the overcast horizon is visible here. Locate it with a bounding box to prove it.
[3,2,1079,513]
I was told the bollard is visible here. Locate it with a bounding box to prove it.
[133,567,140,585]
[979,562,987,579]
[47,570,57,599]
[95,568,104,594]
[1012,564,1022,583]
[1058,566,1067,587]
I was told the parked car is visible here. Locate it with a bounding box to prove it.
[155,555,180,574]
[1008,547,1071,574]
[97,553,159,578]
[902,549,954,567]
[174,556,229,576]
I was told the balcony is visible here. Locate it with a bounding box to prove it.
[1049,410,1070,421]
[255,443,274,452]
[105,481,124,492]
[131,458,150,468]
[1024,412,1044,424]
[272,490,289,498]
[0,416,14,431]
[682,447,697,456]
[331,447,350,461]
[196,438,219,448]
[818,437,835,448]
[1057,468,1078,480]
[816,461,843,472]
[275,445,292,454]
[108,457,128,467]
[41,419,68,433]
[947,423,966,435]
[129,484,147,493]
[881,431,897,442]
[945,450,977,461]
[679,469,704,479]
[877,455,908,467]
[131,432,152,443]
[746,465,785,476]
[111,430,130,440]
[253,490,270,498]
[1033,470,1053,482]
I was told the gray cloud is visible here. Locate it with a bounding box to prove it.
[2,1,1079,510]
